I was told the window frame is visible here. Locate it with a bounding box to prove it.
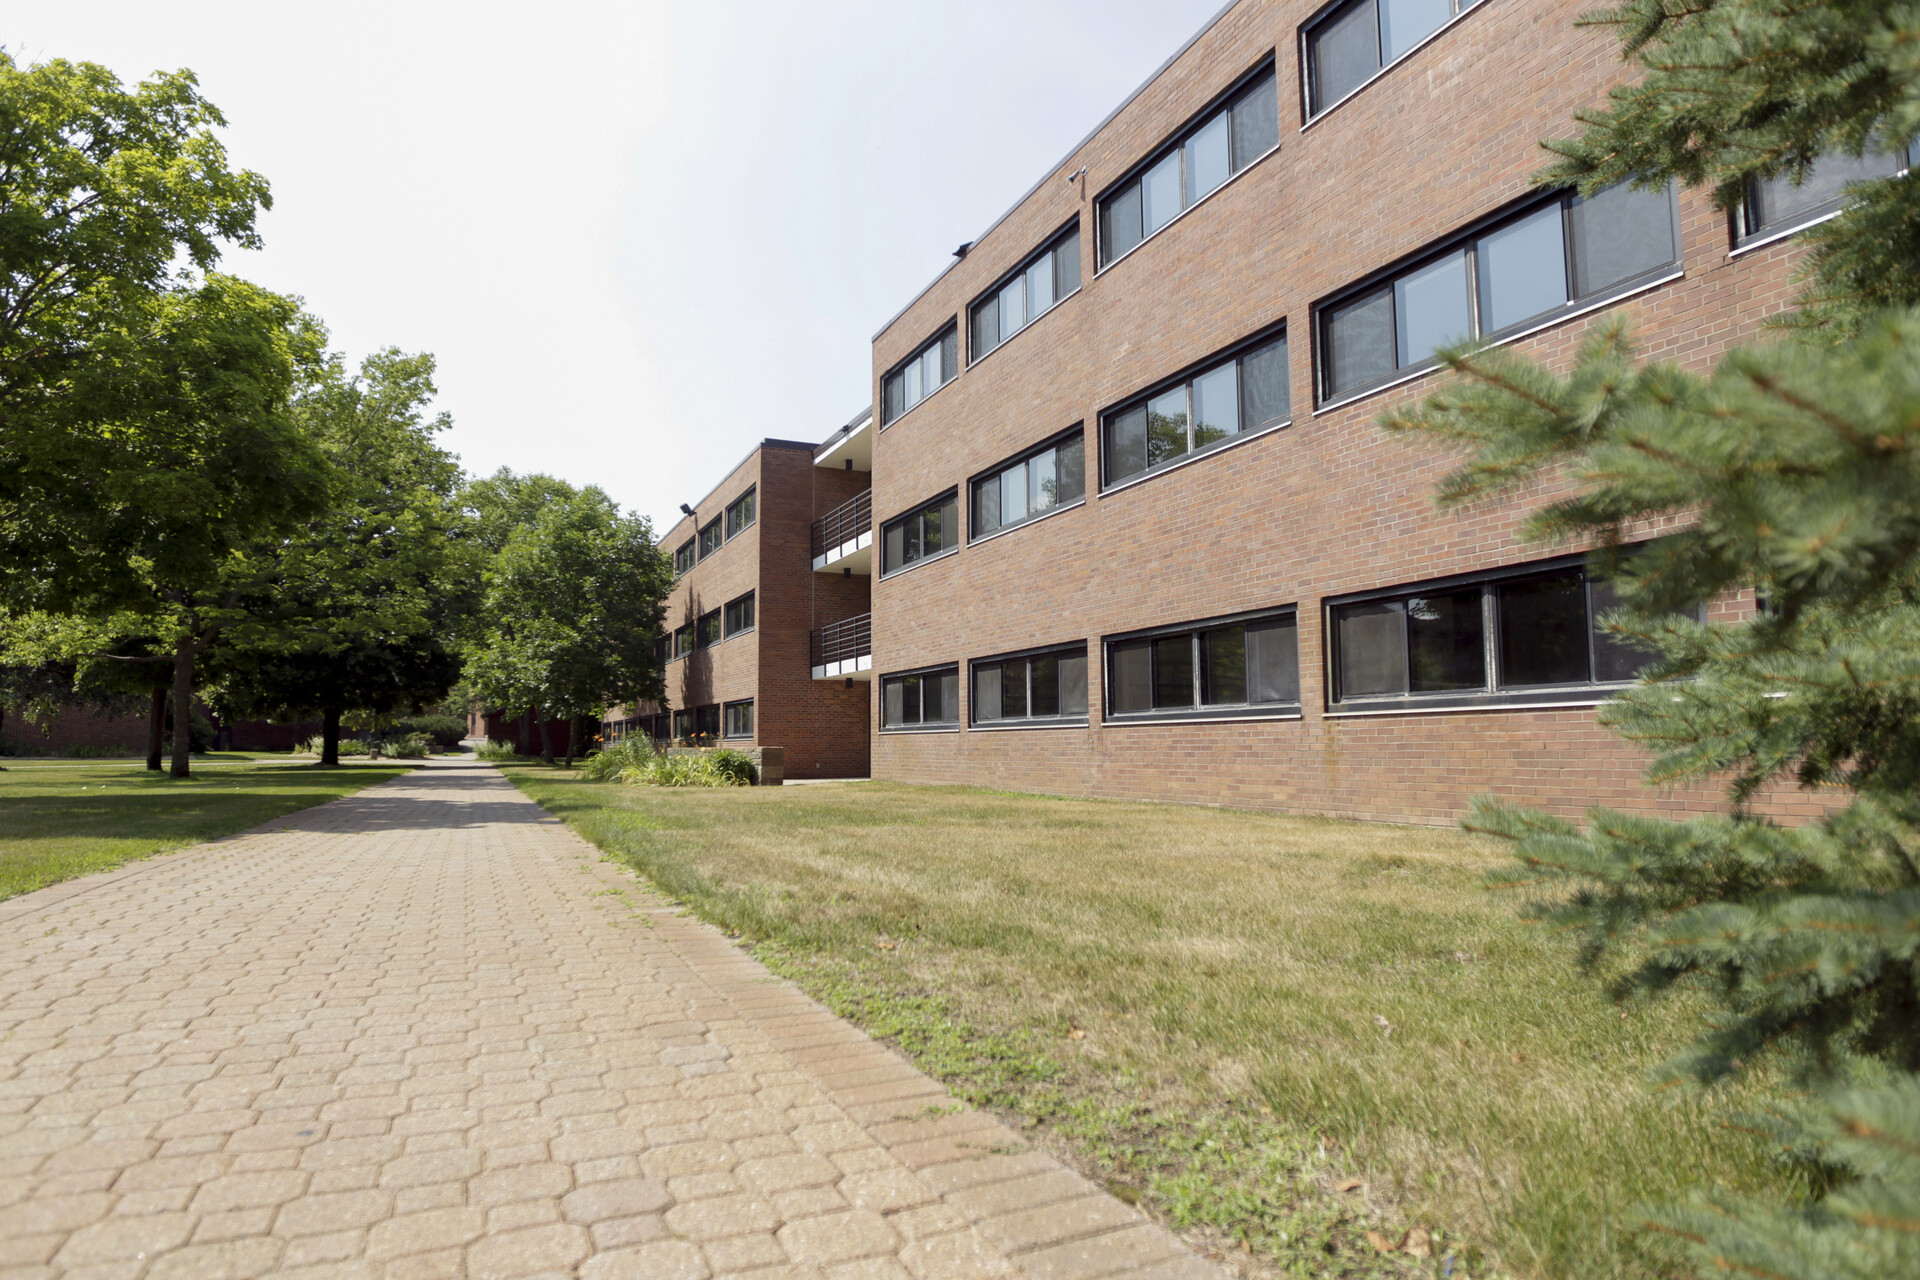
[1096,58,1281,273]
[880,322,960,427]
[697,516,724,561]
[968,425,1087,545]
[725,486,757,539]
[967,220,1083,367]
[968,641,1091,730]
[1301,0,1485,125]
[879,489,962,579]
[1102,606,1304,726]
[723,698,754,740]
[878,663,962,733]
[1313,182,1683,411]
[1732,146,1913,253]
[1098,323,1292,494]
[695,609,721,649]
[1323,551,1670,715]
[723,590,755,639]
[673,538,695,576]
[671,622,693,660]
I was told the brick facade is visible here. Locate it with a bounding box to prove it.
[858,0,1825,825]
[637,437,872,780]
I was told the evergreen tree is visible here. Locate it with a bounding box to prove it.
[1384,5,1920,1273]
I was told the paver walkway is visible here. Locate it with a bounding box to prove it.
[0,760,1226,1280]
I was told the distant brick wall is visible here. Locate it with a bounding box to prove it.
[0,705,147,755]
[864,0,1824,825]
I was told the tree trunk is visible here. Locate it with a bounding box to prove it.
[169,635,195,779]
[538,714,555,765]
[321,706,342,767]
[146,686,166,771]
[563,714,578,770]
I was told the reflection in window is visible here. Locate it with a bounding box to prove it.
[674,539,694,575]
[696,610,721,648]
[970,227,1081,361]
[881,492,960,575]
[1106,613,1299,718]
[881,667,959,728]
[1102,332,1290,488]
[1307,0,1483,117]
[973,647,1089,725]
[1319,182,1678,402]
[882,326,959,425]
[725,487,756,538]
[1740,145,1912,243]
[973,431,1085,539]
[1099,67,1278,265]
[724,591,755,637]
[724,699,754,739]
[698,517,723,560]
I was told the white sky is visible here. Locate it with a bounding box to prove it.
[13,0,1229,534]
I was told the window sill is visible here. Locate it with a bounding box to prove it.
[725,522,755,543]
[969,718,1090,732]
[1099,417,1292,498]
[966,287,1081,374]
[724,627,755,642]
[1102,708,1303,726]
[878,375,957,432]
[878,725,960,735]
[878,544,960,581]
[1094,142,1280,277]
[1324,688,1631,718]
[1313,268,1683,415]
[1729,205,1846,258]
[1300,2,1488,133]
[970,497,1085,548]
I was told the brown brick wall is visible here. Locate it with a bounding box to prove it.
[865,0,1824,825]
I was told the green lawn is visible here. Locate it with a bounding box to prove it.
[501,767,1793,1280]
[0,755,415,902]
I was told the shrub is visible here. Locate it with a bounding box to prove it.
[381,733,430,759]
[66,743,139,759]
[580,736,653,781]
[581,741,755,788]
[392,715,466,748]
[475,740,526,762]
[702,748,758,786]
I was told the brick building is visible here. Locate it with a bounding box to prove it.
[615,426,873,779]
[856,0,1840,825]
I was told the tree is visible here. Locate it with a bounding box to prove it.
[462,468,587,554]
[0,55,327,778]
[1382,6,1920,1270]
[217,343,481,765]
[466,488,670,766]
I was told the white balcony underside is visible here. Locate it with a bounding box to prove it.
[812,531,873,573]
[811,655,873,681]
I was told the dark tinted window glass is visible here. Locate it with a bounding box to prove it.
[1060,652,1088,715]
[1406,589,1485,692]
[971,300,999,360]
[697,611,721,647]
[1055,228,1082,295]
[1498,572,1589,687]
[883,678,905,726]
[725,593,755,635]
[903,514,923,563]
[1247,616,1300,703]
[1568,181,1677,297]
[1589,579,1656,683]
[1325,288,1395,396]
[883,371,904,424]
[1477,204,1569,332]
[883,521,904,573]
[700,518,723,558]
[1103,182,1143,263]
[1231,71,1279,168]
[1027,655,1059,718]
[1201,625,1247,705]
[1311,0,1380,113]
[940,330,958,382]
[1105,405,1148,485]
[1239,335,1290,428]
[999,660,1028,719]
[696,705,720,739]
[727,489,756,536]
[1751,148,1904,234]
[1151,635,1194,709]
[725,701,753,738]
[1337,600,1406,698]
[1111,639,1152,713]
[675,540,694,574]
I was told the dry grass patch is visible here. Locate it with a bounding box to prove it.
[505,771,1793,1279]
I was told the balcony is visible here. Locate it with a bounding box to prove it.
[810,612,872,680]
[811,490,873,574]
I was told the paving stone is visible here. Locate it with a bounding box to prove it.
[0,762,1223,1280]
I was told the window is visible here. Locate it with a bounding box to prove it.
[655,636,671,666]
[881,325,959,425]
[724,591,755,636]
[972,645,1089,726]
[696,609,720,648]
[972,430,1085,539]
[1102,331,1290,489]
[1328,557,1661,710]
[1105,610,1300,722]
[693,704,720,740]
[672,709,692,740]
[724,699,754,739]
[674,539,694,575]
[1318,181,1679,404]
[1099,64,1278,266]
[698,516,723,560]
[1739,145,1911,245]
[881,491,960,576]
[726,487,757,538]
[672,623,693,659]
[880,666,960,730]
[970,225,1082,362]
[1306,0,1483,118]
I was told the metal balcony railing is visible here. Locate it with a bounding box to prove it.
[810,612,871,670]
[811,489,872,560]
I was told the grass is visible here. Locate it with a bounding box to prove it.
[0,754,415,902]
[500,768,1796,1280]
